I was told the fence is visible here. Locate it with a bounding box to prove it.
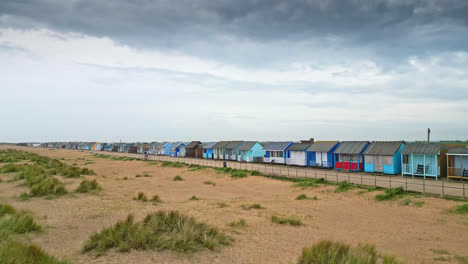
[90,151,468,198]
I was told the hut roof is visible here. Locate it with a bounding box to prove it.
[364,141,404,156]
[401,142,445,155]
[186,141,202,149]
[238,141,260,151]
[225,141,244,149]
[286,143,313,151]
[306,141,339,152]
[213,141,230,149]
[334,141,369,155]
[202,142,218,149]
[447,148,468,155]
[263,142,293,151]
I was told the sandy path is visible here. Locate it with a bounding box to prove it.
[0,146,467,264]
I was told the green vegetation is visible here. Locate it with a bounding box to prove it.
[294,178,327,188]
[136,173,152,178]
[189,196,200,201]
[335,181,354,192]
[231,171,248,178]
[151,195,162,204]
[228,219,246,228]
[241,203,264,210]
[295,194,317,200]
[134,192,148,202]
[0,203,41,239]
[216,202,229,208]
[399,198,424,207]
[271,215,302,226]
[75,180,102,193]
[214,167,250,178]
[188,164,206,171]
[0,150,98,199]
[446,203,468,215]
[376,187,405,201]
[298,240,403,264]
[203,180,216,186]
[82,211,231,255]
[173,176,183,181]
[250,170,261,176]
[0,240,71,264]
[162,161,187,168]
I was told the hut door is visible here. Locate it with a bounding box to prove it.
[375,156,384,171]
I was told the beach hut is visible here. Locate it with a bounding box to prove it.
[202,142,217,159]
[263,142,293,164]
[401,143,447,179]
[225,141,244,160]
[334,141,370,171]
[147,142,159,155]
[447,147,468,180]
[153,142,167,155]
[170,142,186,157]
[186,141,204,158]
[306,141,340,168]
[213,141,230,160]
[237,141,264,162]
[364,141,405,174]
[286,143,314,166]
[163,143,172,155]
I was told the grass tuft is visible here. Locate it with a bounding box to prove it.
[231,171,248,178]
[189,196,199,201]
[75,179,102,193]
[151,195,162,204]
[203,180,216,186]
[241,203,264,210]
[250,170,261,176]
[335,181,354,192]
[0,240,71,264]
[271,215,302,226]
[173,176,183,181]
[294,178,327,188]
[376,187,405,201]
[82,211,231,255]
[298,240,403,264]
[228,219,247,228]
[296,194,309,200]
[134,192,148,202]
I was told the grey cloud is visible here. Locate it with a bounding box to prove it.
[1,0,468,67]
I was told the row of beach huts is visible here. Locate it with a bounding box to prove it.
[29,139,468,180]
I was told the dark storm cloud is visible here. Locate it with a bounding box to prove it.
[1,0,468,66]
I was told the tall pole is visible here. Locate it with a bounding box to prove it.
[427,128,431,143]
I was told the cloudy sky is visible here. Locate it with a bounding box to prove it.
[1,0,467,142]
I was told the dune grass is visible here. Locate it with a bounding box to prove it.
[151,194,163,204]
[203,180,216,186]
[335,181,354,192]
[298,240,403,264]
[271,215,302,226]
[0,240,71,264]
[250,170,261,176]
[134,192,148,202]
[294,178,327,188]
[173,176,183,181]
[162,161,187,168]
[375,187,405,201]
[241,203,264,210]
[82,211,231,255]
[75,180,102,193]
[0,203,41,238]
[296,194,310,200]
[228,219,247,228]
[189,195,200,201]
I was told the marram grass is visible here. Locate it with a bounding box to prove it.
[83,211,231,255]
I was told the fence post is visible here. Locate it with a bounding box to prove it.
[360,174,362,185]
[423,178,425,193]
[389,176,391,188]
[348,172,350,183]
[464,182,466,197]
[405,177,408,190]
[374,175,376,187]
[442,180,444,197]
[295,167,298,178]
[336,171,338,183]
[315,169,317,179]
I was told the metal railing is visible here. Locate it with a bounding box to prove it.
[83,150,468,198]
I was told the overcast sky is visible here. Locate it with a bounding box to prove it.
[1,0,467,142]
